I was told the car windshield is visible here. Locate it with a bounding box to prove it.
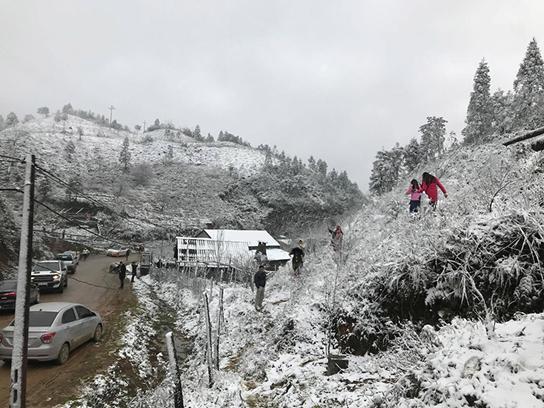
[34,262,58,272]
[10,311,58,327]
[0,281,17,290]
[57,254,73,261]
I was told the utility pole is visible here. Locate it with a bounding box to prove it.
[108,105,115,127]
[10,154,35,408]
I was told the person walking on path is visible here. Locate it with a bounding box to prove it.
[328,225,344,252]
[131,261,138,283]
[125,248,131,261]
[406,179,423,213]
[289,240,305,275]
[254,265,267,311]
[118,261,127,289]
[419,172,448,209]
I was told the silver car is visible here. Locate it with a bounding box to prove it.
[0,302,103,364]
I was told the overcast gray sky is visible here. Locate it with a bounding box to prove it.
[1,1,543,189]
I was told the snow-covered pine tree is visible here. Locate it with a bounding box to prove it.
[512,38,544,130]
[5,112,18,127]
[419,116,447,162]
[462,59,493,144]
[369,144,404,195]
[64,140,76,162]
[491,89,514,135]
[403,138,421,173]
[119,136,131,172]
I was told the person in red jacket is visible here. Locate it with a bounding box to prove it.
[419,172,448,208]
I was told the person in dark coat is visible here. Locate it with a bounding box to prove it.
[289,240,305,275]
[118,261,127,289]
[125,248,131,261]
[254,265,267,311]
[131,261,138,283]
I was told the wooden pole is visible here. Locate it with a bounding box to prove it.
[203,293,214,387]
[165,332,184,408]
[214,287,224,370]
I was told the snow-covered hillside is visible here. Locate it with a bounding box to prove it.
[105,134,544,407]
[1,115,266,176]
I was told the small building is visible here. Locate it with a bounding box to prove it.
[176,229,290,270]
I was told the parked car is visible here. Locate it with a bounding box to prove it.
[31,260,68,293]
[0,302,103,364]
[0,280,40,311]
[106,247,128,257]
[56,251,79,274]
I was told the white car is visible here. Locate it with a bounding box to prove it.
[31,260,68,293]
[0,302,103,364]
[106,247,128,257]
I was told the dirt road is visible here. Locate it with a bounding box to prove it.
[0,254,138,407]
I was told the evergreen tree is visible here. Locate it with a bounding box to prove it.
[23,114,35,123]
[38,176,52,200]
[37,107,49,117]
[62,103,73,114]
[5,112,18,127]
[206,133,215,142]
[119,136,131,171]
[166,145,174,163]
[66,175,82,201]
[316,159,327,177]
[369,144,405,195]
[0,115,4,131]
[512,38,544,129]
[64,140,76,162]
[462,59,493,144]
[308,156,317,171]
[419,116,447,162]
[491,89,514,134]
[403,138,421,173]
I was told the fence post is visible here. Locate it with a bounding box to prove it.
[165,332,184,408]
[203,293,214,387]
[214,287,224,370]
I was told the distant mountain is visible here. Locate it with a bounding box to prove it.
[0,112,363,252]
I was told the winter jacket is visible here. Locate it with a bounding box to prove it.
[119,263,127,277]
[289,247,305,263]
[419,178,447,203]
[254,270,267,288]
[406,187,422,201]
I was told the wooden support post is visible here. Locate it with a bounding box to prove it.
[214,287,224,370]
[203,293,214,387]
[165,332,184,408]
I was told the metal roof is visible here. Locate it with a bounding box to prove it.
[201,229,281,247]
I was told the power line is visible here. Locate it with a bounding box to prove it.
[0,154,24,163]
[33,197,131,248]
[34,164,166,231]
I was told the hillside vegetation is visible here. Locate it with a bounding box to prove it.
[0,111,363,250]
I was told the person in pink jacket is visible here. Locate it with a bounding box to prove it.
[406,179,422,213]
[419,172,448,209]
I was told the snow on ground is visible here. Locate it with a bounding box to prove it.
[0,115,266,176]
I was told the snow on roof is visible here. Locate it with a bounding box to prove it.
[252,248,291,262]
[202,229,281,247]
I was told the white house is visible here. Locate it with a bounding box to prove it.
[176,229,290,269]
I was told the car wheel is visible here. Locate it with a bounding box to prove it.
[56,343,70,365]
[93,324,103,342]
[57,284,64,294]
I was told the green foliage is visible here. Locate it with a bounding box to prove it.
[5,112,18,127]
[512,38,544,129]
[119,136,131,171]
[462,59,493,144]
[64,140,76,162]
[37,106,49,117]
